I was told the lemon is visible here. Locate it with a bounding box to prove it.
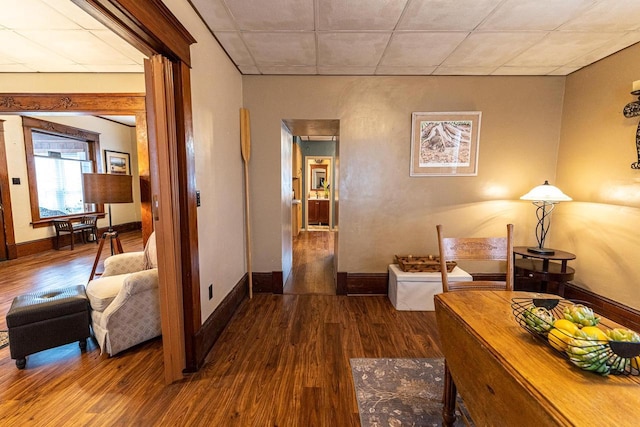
[549,328,573,351]
[553,319,579,335]
[579,326,609,342]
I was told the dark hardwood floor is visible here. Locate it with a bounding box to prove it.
[285,231,335,295]
[0,230,442,426]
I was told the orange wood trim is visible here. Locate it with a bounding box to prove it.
[0,120,16,259]
[72,0,195,66]
[193,274,248,371]
[174,61,202,372]
[135,112,153,246]
[145,55,186,383]
[0,93,145,114]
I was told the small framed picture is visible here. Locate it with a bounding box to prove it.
[104,150,131,175]
[410,111,481,176]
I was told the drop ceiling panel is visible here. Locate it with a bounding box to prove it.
[375,65,437,75]
[318,0,408,31]
[397,0,502,31]
[443,32,546,67]
[560,1,640,31]
[0,0,79,30]
[478,0,594,31]
[214,32,255,66]
[317,66,377,75]
[243,32,316,66]
[224,0,314,31]
[507,31,618,67]
[380,32,468,67]
[190,0,236,31]
[318,33,391,66]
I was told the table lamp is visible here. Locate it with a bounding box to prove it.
[520,180,571,255]
[83,173,133,281]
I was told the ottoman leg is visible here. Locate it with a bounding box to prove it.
[16,358,26,370]
[79,339,87,351]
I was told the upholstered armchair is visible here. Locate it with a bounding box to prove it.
[86,232,161,356]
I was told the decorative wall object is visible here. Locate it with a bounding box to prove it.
[410,111,481,176]
[104,150,131,175]
[623,81,640,169]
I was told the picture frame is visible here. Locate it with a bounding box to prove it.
[104,150,131,175]
[410,111,481,176]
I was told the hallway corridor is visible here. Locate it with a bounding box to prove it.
[284,231,335,295]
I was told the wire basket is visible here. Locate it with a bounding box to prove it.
[511,297,640,376]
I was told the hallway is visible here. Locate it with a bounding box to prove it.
[284,231,335,295]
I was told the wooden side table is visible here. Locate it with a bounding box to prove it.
[513,246,575,294]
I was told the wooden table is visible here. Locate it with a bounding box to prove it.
[435,291,640,426]
[513,247,575,293]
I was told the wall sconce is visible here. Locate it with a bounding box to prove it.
[623,80,640,169]
[520,180,572,255]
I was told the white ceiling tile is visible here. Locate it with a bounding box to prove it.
[224,0,314,31]
[318,32,390,66]
[243,32,316,66]
[317,66,377,75]
[257,65,317,74]
[191,0,236,31]
[568,32,640,67]
[561,1,640,31]
[398,0,502,31]
[214,32,254,66]
[375,65,436,75]
[433,66,498,75]
[548,66,582,75]
[507,32,617,67]
[479,0,595,31]
[0,30,75,65]
[443,32,546,67]
[380,32,468,67]
[43,0,105,30]
[0,64,34,72]
[90,30,147,64]
[82,64,144,73]
[318,0,408,31]
[0,0,80,30]
[28,63,91,72]
[239,65,260,74]
[20,30,139,65]
[491,66,563,75]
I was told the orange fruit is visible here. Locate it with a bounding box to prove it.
[553,319,579,335]
[549,328,573,351]
[579,326,609,342]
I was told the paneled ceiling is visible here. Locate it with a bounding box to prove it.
[2,0,639,77]
[193,0,640,76]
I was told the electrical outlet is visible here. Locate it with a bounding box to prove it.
[208,284,213,300]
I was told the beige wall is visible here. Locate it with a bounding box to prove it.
[555,43,640,310]
[1,114,140,244]
[243,76,566,273]
[164,0,245,322]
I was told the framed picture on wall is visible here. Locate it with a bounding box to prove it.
[410,111,481,176]
[104,150,131,175]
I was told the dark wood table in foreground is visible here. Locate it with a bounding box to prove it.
[435,290,640,426]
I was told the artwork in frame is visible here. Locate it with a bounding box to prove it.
[410,111,481,176]
[104,150,131,175]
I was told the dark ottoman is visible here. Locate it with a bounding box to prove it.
[6,285,91,369]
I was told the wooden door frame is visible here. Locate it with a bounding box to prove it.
[73,0,201,381]
[0,119,15,259]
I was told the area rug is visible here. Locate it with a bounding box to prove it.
[350,358,469,426]
[0,330,8,350]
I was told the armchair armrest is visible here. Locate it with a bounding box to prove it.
[102,252,146,277]
[122,268,158,296]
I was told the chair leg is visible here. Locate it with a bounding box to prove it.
[69,231,74,251]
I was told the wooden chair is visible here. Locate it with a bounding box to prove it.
[80,215,99,245]
[435,223,514,426]
[52,217,99,251]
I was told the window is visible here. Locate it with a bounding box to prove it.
[23,117,102,226]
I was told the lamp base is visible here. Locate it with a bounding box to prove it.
[527,246,555,255]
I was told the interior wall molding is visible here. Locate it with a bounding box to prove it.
[0,93,145,114]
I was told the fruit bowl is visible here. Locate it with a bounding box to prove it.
[511,297,640,376]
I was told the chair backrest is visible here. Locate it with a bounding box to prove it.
[53,219,73,232]
[436,224,514,292]
[81,215,98,225]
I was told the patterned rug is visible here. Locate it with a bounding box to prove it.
[0,330,8,350]
[350,358,469,427]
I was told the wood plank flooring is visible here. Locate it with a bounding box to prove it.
[285,231,335,295]
[0,231,443,426]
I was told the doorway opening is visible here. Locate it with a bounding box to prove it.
[281,119,339,295]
